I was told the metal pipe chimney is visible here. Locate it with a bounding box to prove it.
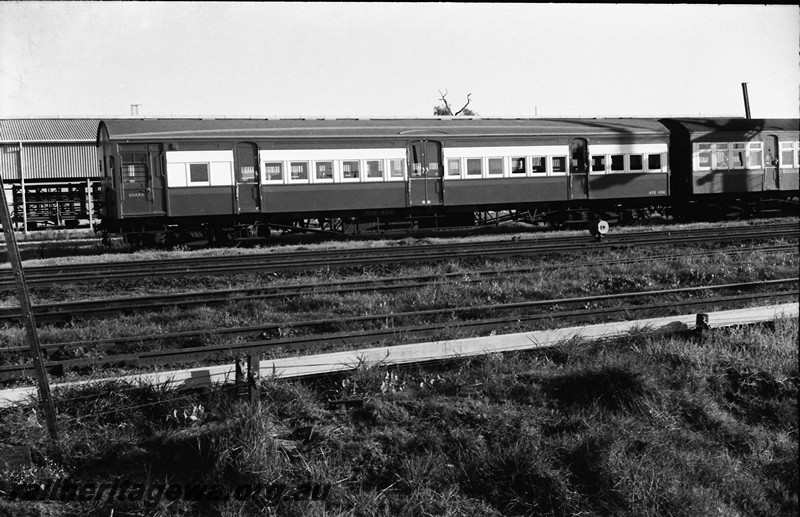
[131,104,140,117]
[741,83,751,119]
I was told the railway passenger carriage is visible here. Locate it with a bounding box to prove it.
[659,118,799,215]
[96,118,672,243]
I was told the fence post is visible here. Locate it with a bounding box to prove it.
[86,178,94,231]
[695,313,710,344]
[0,177,58,440]
[247,352,261,407]
[19,141,27,234]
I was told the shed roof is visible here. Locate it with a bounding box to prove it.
[99,118,670,142]
[0,118,102,142]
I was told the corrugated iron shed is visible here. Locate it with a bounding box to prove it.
[0,118,100,143]
[1,119,106,181]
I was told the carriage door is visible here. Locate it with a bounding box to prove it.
[407,140,444,206]
[235,142,261,213]
[119,145,166,216]
[569,138,589,200]
[764,135,779,190]
[150,145,166,215]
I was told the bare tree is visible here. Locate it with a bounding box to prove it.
[434,90,476,116]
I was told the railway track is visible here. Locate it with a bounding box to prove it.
[0,244,796,325]
[1,280,796,384]
[0,222,796,289]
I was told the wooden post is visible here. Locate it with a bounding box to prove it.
[86,178,94,230]
[0,177,58,440]
[247,352,261,407]
[695,313,710,344]
[19,142,27,234]
[235,355,245,396]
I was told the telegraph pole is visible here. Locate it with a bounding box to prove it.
[741,83,752,119]
[0,177,58,440]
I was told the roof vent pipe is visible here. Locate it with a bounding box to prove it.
[741,83,751,119]
[131,104,140,117]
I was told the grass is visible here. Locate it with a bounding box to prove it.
[0,317,796,516]
[0,218,796,513]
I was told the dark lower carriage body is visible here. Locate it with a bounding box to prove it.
[109,174,671,245]
[668,168,799,221]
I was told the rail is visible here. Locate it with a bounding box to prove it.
[1,282,796,384]
[0,245,796,324]
[0,222,796,289]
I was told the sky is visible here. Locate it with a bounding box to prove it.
[1,2,798,119]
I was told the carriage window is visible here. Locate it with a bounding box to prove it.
[647,154,661,171]
[121,153,147,183]
[264,162,283,181]
[447,159,461,177]
[488,158,503,175]
[511,157,526,174]
[629,155,643,171]
[290,162,308,181]
[315,161,333,180]
[570,140,588,173]
[713,143,729,169]
[531,156,546,173]
[239,166,256,182]
[592,155,606,172]
[466,158,482,176]
[123,163,147,183]
[552,157,566,173]
[697,143,711,169]
[366,160,384,179]
[342,160,360,179]
[189,163,209,183]
[780,142,796,168]
[389,159,404,178]
[731,143,746,169]
[748,142,762,168]
[610,155,624,172]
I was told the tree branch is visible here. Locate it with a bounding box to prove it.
[437,89,453,116]
[453,93,472,116]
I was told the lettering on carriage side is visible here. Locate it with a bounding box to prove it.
[648,190,667,196]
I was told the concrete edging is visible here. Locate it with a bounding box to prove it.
[0,302,796,409]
